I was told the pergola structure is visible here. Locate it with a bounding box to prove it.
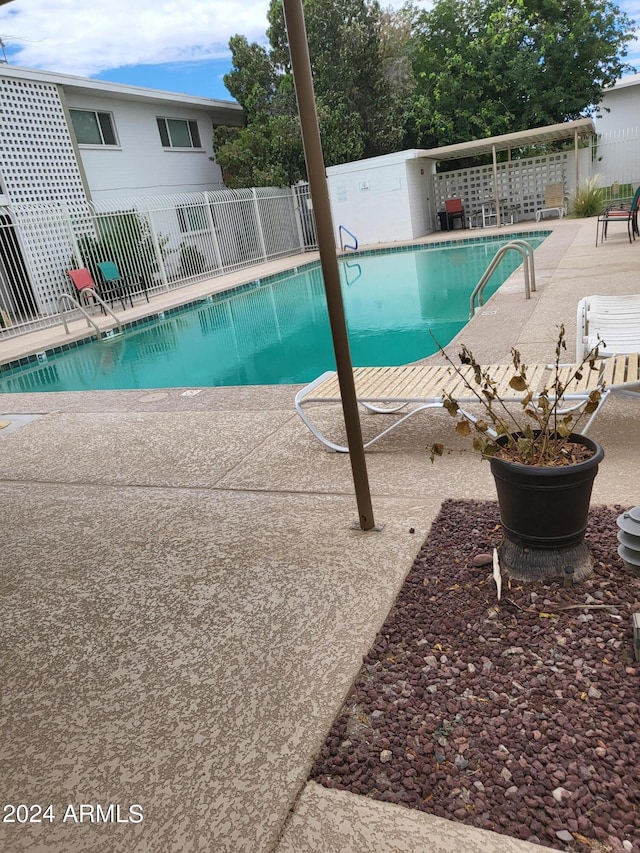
[425,117,595,162]
[421,118,596,227]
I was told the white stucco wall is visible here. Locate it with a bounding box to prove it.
[596,74,640,134]
[405,158,435,236]
[327,151,433,247]
[0,66,243,208]
[65,92,225,200]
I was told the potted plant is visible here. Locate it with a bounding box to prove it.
[429,325,605,583]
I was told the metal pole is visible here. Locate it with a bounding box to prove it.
[282,0,376,530]
[492,144,501,227]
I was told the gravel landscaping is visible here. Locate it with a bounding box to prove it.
[311,500,640,852]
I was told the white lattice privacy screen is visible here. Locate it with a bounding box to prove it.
[0,75,90,315]
[0,76,87,205]
[10,201,94,318]
[433,152,569,221]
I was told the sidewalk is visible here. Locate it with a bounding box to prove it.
[1,216,638,852]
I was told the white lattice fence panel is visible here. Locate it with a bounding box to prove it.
[0,75,87,207]
[0,75,92,319]
[510,154,568,219]
[10,202,93,317]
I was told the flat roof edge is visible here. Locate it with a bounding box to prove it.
[0,64,244,114]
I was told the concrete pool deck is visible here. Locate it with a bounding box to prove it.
[0,216,638,853]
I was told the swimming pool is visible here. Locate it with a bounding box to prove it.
[0,234,547,393]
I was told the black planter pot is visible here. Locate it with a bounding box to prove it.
[489,433,604,581]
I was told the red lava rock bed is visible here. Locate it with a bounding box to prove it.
[311,500,640,852]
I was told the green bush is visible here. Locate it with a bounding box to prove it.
[569,175,604,218]
[179,243,207,276]
[76,211,166,287]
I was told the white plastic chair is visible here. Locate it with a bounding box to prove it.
[576,294,640,362]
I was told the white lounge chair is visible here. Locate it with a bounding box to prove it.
[576,295,640,362]
[295,357,640,452]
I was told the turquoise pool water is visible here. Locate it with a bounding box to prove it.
[0,234,546,393]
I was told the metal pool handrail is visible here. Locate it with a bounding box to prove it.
[56,292,123,337]
[469,240,536,318]
[339,225,358,251]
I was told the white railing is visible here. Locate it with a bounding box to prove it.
[0,185,318,339]
[470,240,536,317]
[593,128,640,189]
[4,125,640,342]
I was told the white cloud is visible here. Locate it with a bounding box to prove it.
[1,0,637,81]
[0,0,430,77]
[0,0,271,75]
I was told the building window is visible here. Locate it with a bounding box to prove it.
[177,205,207,233]
[157,117,202,149]
[69,109,118,146]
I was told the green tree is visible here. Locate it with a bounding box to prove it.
[406,0,635,149]
[214,0,412,187]
[213,35,304,187]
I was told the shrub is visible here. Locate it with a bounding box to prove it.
[429,325,604,466]
[569,175,604,218]
[179,243,207,276]
[76,211,166,288]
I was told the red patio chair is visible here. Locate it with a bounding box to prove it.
[444,198,466,230]
[67,267,128,311]
[67,268,101,308]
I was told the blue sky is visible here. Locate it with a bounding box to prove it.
[1,0,640,103]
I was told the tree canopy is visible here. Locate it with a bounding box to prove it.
[405,0,635,148]
[214,0,411,187]
[214,0,635,187]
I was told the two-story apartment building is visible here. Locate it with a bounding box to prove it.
[0,64,245,322]
[0,64,244,206]
[596,73,640,135]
